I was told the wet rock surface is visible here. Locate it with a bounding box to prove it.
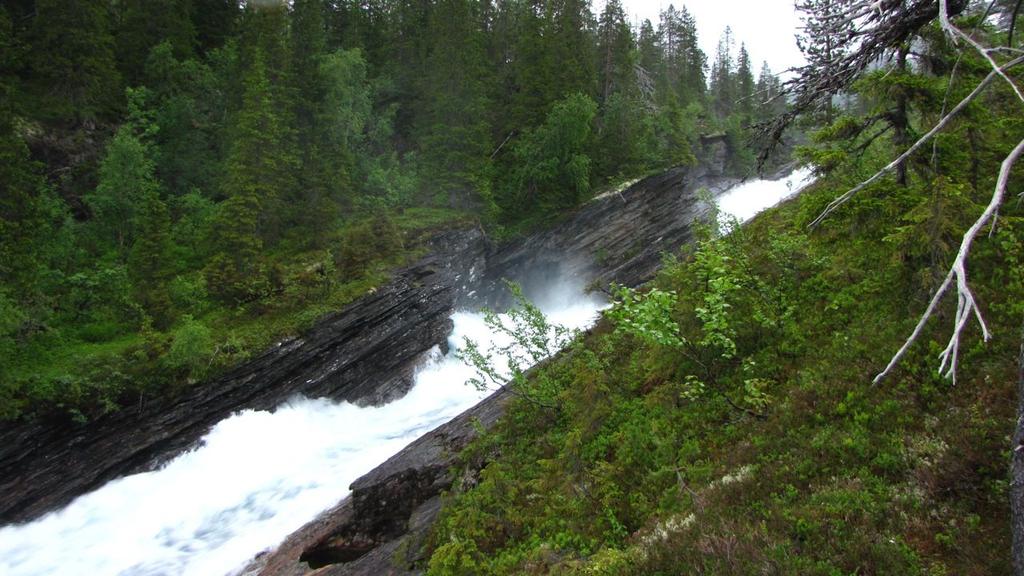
[0,229,488,524]
[465,164,736,307]
[250,163,741,576]
[1,159,741,573]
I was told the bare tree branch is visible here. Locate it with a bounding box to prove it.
[759,0,971,167]
[940,0,1024,103]
[809,55,1024,228]
[874,136,1024,384]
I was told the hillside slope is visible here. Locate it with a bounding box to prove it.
[423,172,1020,575]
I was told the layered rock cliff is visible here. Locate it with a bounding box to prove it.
[0,229,488,524]
[245,164,741,576]
[0,159,735,550]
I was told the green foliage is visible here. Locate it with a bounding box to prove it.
[606,286,683,348]
[501,94,599,218]
[128,191,175,328]
[143,43,224,199]
[164,315,213,380]
[86,127,161,255]
[26,0,122,122]
[204,49,286,303]
[335,211,403,275]
[415,0,494,210]
[0,0,774,421]
[0,90,47,299]
[425,123,1022,574]
[458,282,577,409]
[115,0,197,85]
[592,92,658,181]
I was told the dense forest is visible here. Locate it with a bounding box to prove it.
[0,0,783,421]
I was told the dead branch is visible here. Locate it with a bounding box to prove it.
[809,54,1024,228]
[874,136,1024,384]
[940,0,1024,103]
[760,0,971,167]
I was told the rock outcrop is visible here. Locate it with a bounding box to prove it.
[0,229,488,524]
[466,165,737,307]
[249,164,740,576]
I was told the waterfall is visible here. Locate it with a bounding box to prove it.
[0,287,604,576]
[0,169,813,576]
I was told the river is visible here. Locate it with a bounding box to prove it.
[0,168,812,576]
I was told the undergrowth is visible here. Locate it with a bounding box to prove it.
[423,165,1021,574]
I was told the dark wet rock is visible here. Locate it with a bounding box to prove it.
[245,387,512,576]
[250,162,748,576]
[0,229,489,524]
[465,163,737,308]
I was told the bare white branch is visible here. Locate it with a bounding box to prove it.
[940,0,1024,103]
[874,136,1024,384]
[809,55,1024,228]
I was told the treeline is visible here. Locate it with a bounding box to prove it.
[0,0,784,420]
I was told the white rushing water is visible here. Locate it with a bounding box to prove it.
[717,167,814,223]
[0,291,604,576]
[0,169,812,576]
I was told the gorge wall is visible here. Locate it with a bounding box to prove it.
[0,156,735,533]
[244,164,743,576]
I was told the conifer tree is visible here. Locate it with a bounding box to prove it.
[416,0,495,209]
[0,24,46,299]
[27,0,122,123]
[192,0,240,53]
[544,0,598,101]
[657,5,705,106]
[205,52,284,302]
[129,191,174,328]
[506,0,553,130]
[710,26,736,119]
[754,61,785,125]
[596,0,633,102]
[735,43,756,120]
[291,0,338,242]
[233,3,299,243]
[142,43,223,199]
[115,0,197,86]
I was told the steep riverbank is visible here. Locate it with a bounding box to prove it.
[0,159,736,527]
[245,168,811,576]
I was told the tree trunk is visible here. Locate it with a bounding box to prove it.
[893,46,910,187]
[1013,319,1024,575]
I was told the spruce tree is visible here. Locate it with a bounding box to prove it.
[545,0,597,100]
[754,61,785,126]
[192,0,240,53]
[596,0,633,102]
[128,191,174,328]
[205,51,285,302]
[27,0,122,123]
[710,26,736,119]
[115,0,197,86]
[735,43,756,121]
[233,3,299,243]
[416,0,495,209]
[0,49,46,299]
[291,0,338,243]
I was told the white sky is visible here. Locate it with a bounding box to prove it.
[618,0,806,75]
